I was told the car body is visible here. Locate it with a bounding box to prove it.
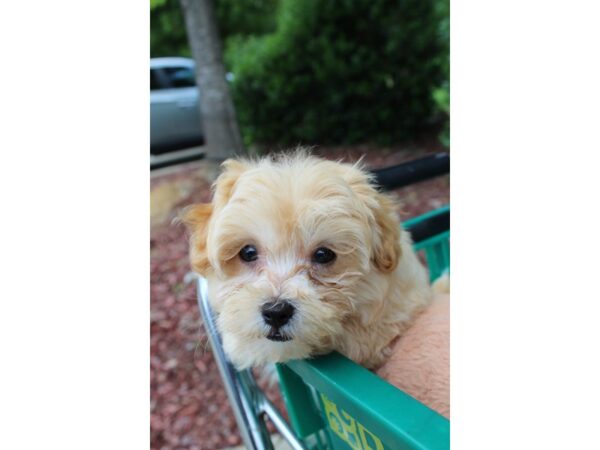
[151,57,204,154]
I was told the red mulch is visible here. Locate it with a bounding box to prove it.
[150,145,449,450]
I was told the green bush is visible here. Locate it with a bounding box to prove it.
[216,0,279,41]
[228,0,447,146]
[151,0,190,57]
[432,0,449,147]
[151,0,278,57]
[433,81,449,147]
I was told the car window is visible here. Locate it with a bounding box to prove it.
[151,69,163,91]
[162,66,196,88]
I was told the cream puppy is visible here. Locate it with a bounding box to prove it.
[183,152,432,370]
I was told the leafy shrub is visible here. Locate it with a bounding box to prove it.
[151,0,190,57]
[150,0,278,57]
[433,81,449,147]
[227,0,447,146]
[215,0,279,41]
[432,0,449,147]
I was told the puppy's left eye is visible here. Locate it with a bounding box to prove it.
[312,247,336,264]
[239,245,258,262]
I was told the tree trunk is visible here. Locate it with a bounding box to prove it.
[179,0,245,160]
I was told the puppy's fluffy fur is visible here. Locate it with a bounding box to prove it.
[183,152,432,370]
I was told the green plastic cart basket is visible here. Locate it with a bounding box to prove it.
[196,154,450,450]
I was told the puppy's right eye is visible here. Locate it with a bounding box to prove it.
[239,245,258,262]
[312,247,336,264]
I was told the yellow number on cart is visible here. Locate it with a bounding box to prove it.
[321,393,384,450]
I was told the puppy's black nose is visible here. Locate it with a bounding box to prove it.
[261,301,295,328]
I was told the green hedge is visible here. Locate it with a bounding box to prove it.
[151,0,190,58]
[227,0,447,146]
[432,0,449,147]
[151,0,277,57]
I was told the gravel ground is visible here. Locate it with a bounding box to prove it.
[150,144,449,450]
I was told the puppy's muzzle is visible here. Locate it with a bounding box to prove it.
[261,300,295,328]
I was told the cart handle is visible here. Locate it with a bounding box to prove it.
[371,152,449,191]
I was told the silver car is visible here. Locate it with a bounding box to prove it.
[151,57,204,154]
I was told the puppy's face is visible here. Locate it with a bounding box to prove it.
[184,155,400,369]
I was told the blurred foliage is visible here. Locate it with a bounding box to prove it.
[150,0,278,57]
[151,0,189,57]
[151,0,449,147]
[432,0,449,147]
[227,0,448,146]
[433,81,450,147]
[215,0,278,40]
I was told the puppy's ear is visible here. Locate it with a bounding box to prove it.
[213,159,249,207]
[180,203,213,275]
[180,159,249,275]
[339,163,401,273]
[370,192,401,273]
